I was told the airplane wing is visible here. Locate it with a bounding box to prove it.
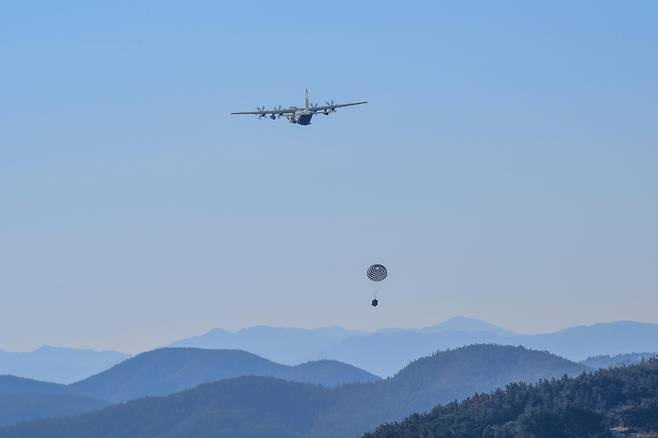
[309,101,368,113]
[231,100,367,116]
[230,108,295,116]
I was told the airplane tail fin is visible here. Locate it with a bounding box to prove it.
[305,89,309,111]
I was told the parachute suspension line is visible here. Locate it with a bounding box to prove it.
[370,281,381,299]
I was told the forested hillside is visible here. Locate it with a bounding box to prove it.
[366,359,658,437]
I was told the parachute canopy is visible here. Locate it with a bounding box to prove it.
[367,264,387,282]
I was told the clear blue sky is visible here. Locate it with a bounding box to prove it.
[1,1,657,352]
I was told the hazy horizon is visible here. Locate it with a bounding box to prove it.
[2,1,657,353]
[4,315,658,355]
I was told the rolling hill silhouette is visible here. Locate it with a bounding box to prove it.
[0,375,76,397]
[0,376,107,426]
[0,345,589,438]
[521,321,658,359]
[0,346,128,384]
[72,348,380,402]
[0,348,378,427]
[580,352,658,369]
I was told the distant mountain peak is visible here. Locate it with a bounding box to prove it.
[33,345,64,353]
[206,328,230,334]
[420,316,517,337]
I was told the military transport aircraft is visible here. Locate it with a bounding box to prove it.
[230,89,367,126]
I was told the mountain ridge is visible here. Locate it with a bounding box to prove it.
[72,347,380,403]
[0,375,107,426]
[0,346,128,384]
[0,344,590,438]
[169,318,658,376]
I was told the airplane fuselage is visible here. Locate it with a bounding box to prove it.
[286,107,313,125]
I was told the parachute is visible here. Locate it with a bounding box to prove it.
[367,264,387,306]
[367,264,387,282]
